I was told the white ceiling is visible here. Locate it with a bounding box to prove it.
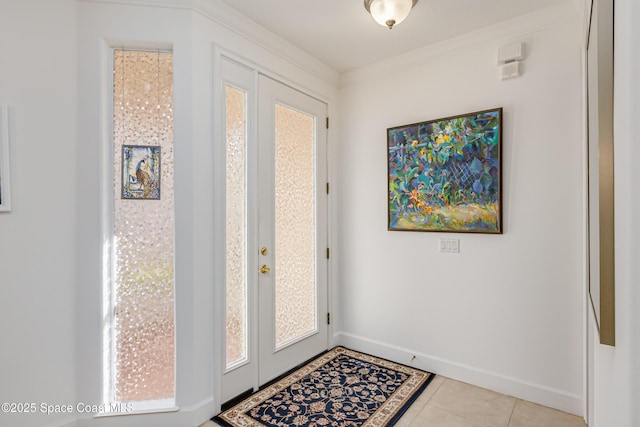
[216,0,578,73]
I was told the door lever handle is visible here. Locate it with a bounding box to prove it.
[259,264,271,274]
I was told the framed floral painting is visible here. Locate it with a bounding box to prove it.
[387,108,502,233]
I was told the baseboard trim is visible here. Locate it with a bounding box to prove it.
[69,396,216,427]
[44,416,77,427]
[181,396,217,426]
[335,332,583,416]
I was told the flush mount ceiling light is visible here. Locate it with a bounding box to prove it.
[364,0,418,29]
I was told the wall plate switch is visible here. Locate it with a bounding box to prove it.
[498,42,524,64]
[439,238,460,253]
[500,61,521,80]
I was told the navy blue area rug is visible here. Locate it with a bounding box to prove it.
[214,346,435,427]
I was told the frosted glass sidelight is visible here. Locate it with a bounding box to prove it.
[111,50,175,402]
[225,85,248,369]
[274,103,317,349]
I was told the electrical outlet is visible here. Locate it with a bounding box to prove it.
[439,238,460,253]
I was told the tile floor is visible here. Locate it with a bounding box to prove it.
[200,376,587,427]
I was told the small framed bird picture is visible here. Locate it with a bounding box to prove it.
[122,145,161,200]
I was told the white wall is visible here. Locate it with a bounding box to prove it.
[76,4,203,427]
[588,0,640,425]
[0,1,78,426]
[0,1,338,427]
[335,9,585,415]
[74,2,337,427]
[11,0,633,425]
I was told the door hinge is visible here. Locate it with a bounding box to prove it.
[326,182,329,194]
[327,313,331,325]
[326,248,330,259]
[326,117,329,129]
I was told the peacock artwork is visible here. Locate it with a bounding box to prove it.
[122,145,161,200]
[388,108,502,233]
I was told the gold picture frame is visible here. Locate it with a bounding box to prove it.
[587,0,615,346]
[0,105,11,212]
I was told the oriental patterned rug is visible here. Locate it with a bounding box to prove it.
[214,347,435,427]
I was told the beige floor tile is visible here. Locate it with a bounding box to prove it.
[395,375,446,427]
[200,377,585,427]
[508,400,586,427]
[411,405,489,427]
[428,379,516,427]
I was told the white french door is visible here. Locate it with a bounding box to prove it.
[256,75,328,385]
[219,57,328,403]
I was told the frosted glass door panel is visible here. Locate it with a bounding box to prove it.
[219,57,257,403]
[112,49,175,402]
[274,104,317,349]
[225,85,248,369]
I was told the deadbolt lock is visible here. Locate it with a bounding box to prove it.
[261,247,268,256]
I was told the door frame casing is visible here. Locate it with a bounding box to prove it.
[212,47,333,409]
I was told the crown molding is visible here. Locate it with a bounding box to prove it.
[339,2,580,88]
[79,0,193,8]
[190,0,340,87]
[79,0,341,88]
[78,0,579,90]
